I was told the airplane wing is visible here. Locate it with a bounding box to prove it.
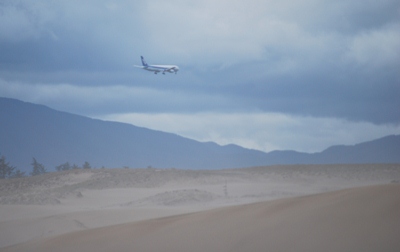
[133,65,144,68]
[163,66,179,74]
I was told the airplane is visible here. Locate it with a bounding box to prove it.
[134,56,179,75]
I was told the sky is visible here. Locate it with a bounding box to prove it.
[1,0,400,153]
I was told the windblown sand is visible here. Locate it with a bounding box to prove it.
[1,164,400,251]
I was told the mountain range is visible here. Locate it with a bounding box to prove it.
[1,97,399,172]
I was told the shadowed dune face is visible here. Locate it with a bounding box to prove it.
[3,184,400,252]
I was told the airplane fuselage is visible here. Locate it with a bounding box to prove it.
[135,56,179,75]
[142,64,179,74]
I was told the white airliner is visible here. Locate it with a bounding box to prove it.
[134,56,179,74]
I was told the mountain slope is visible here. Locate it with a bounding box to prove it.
[315,134,400,164]
[1,97,399,172]
[0,97,267,171]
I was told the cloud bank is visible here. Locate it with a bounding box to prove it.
[1,0,399,152]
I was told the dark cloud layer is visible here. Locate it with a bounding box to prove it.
[1,0,399,151]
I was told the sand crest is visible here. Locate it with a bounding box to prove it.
[2,184,399,252]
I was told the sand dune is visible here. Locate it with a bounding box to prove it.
[2,184,399,252]
[1,165,400,250]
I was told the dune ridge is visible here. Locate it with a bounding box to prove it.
[1,164,400,250]
[2,184,399,252]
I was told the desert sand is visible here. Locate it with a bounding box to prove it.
[1,164,400,251]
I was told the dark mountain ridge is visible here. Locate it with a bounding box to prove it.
[1,97,399,172]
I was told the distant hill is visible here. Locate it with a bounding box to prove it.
[1,97,399,172]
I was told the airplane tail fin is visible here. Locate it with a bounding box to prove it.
[141,56,148,67]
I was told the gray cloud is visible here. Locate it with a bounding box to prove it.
[1,0,400,151]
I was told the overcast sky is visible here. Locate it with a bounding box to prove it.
[1,0,400,153]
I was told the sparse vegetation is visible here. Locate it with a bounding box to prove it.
[1,155,96,178]
[82,161,91,169]
[56,162,71,171]
[0,155,25,179]
[0,155,16,179]
[30,158,46,176]
[54,161,92,171]
[10,169,26,178]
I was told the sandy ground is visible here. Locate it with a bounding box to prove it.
[1,164,400,251]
